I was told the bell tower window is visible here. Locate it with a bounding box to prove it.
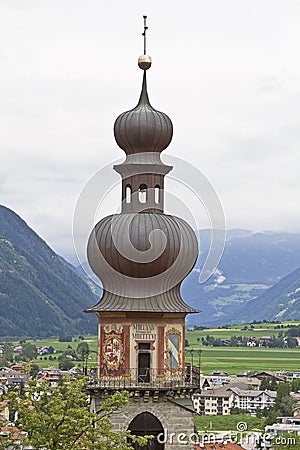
[125,185,132,203]
[155,185,160,204]
[138,184,147,203]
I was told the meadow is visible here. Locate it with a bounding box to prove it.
[194,414,265,432]
[23,321,300,374]
[185,347,300,374]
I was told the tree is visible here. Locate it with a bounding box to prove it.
[21,343,37,361]
[274,381,295,417]
[260,376,277,391]
[3,343,13,363]
[265,382,295,424]
[3,376,149,450]
[58,357,74,371]
[29,363,40,379]
[58,335,73,342]
[291,379,300,392]
[272,433,300,450]
[77,341,90,361]
[265,406,280,425]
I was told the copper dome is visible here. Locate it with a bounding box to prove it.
[114,72,173,155]
[87,212,198,299]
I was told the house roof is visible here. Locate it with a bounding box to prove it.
[194,442,246,450]
[228,387,277,398]
[194,387,233,398]
[226,377,260,390]
[252,371,284,380]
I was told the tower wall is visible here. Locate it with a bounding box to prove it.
[96,314,186,381]
[90,394,196,450]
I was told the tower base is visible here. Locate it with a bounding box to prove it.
[90,389,196,450]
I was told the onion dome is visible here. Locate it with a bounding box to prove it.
[87,212,198,302]
[114,72,173,154]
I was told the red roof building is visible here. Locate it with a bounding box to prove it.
[195,442,246,450]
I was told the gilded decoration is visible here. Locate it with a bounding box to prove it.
[165,327,182,370]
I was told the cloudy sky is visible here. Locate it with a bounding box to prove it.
[1,0,300,263]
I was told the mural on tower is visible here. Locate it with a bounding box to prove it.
[165,328,182,370]
[101,324,124,373]
[103,332,123,371]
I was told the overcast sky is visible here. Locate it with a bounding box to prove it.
[1,0,300,263]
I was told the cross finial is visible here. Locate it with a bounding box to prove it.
[142,15,148,55]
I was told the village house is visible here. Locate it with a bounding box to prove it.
[0,368,29,391]
[250,371,285,382]
[265,415,300,437]
[194,441,247,450]
[286,371,300,381]
[229,387,277,414]
[38,367,62,386]
[193,388,234,416]
[226,377,261,391]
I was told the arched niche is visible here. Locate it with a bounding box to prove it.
[128,412,164,449]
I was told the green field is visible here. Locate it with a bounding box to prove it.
[23,336,99,368]
[186,322,300,374]
[195,414,264,432]
[20,321,300,374]
[186,321,300,343]
[186,347,300,375]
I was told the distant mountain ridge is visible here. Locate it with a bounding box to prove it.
[182,229,300,326]
[235,267,300,322]
[1,204,300,336]
[0,205,97,338]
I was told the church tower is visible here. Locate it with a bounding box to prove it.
[86,17,200,450]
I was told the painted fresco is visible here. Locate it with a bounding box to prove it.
[103,332,123,371]
[165,328,181,370]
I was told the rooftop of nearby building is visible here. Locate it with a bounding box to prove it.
[194,442,246,450]
[228,387,277,398]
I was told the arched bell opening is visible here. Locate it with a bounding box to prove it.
[125,184,132,203]
[128,412,164,449]
[154,185,160,204]
[138,184,147,204]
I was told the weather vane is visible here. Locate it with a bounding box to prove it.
[138,15,152,70]
[142,15,148,55]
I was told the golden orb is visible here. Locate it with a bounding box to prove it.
[138,54,152,70]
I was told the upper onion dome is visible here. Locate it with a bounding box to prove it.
[114,72,173,154]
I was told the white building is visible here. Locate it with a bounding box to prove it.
[266,416,300,437]
[230,387,276,414]
[193,388,234,416]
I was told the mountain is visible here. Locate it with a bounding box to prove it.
[235,267,300,323]
[0,205,98,338]
[1,203,299,335]
[182,230,300,326]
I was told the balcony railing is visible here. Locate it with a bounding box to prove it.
[88,365,201,390]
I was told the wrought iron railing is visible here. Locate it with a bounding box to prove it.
[87,365,201,390]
